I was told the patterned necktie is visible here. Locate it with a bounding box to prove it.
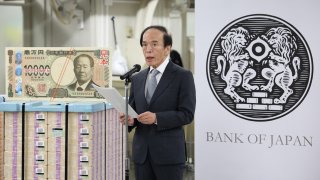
[77,87,83,91]
[146,69,160,103]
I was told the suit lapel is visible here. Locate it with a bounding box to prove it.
[149,61,177,104]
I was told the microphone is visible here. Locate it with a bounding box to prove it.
[120,64,141,80]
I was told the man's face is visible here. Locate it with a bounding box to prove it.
[74,56,93,84]
[142,28,171,68]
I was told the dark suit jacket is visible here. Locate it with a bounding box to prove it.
[129,61,196,165]
[67,80,96,91]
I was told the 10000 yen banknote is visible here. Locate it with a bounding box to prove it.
[6,47,111,99]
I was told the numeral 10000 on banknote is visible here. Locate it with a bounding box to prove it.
[6,48,112,99]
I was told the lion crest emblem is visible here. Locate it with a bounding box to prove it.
[260,27,301,104]
[215,26,301,104]
[207,14,312,121]
[215,27,259,103]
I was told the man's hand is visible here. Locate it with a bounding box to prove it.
[119,112,134,126]
[137,111,157,125]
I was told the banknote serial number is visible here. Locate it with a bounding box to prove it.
[24,65,50,76]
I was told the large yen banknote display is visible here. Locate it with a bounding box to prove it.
[6,47,111,99]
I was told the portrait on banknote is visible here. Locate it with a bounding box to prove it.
[67,54,98,92]
[5,47,111,99]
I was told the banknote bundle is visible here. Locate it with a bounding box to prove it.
[6,47,112,100]
[68,102,108,179]
[0,101,124,180]
[105,108,124,179]
[3,111,23,179]
[46,111,66,179]
[2,101,42,180]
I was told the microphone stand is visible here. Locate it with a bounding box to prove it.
[120,64,140,180]
[124,77,131,180]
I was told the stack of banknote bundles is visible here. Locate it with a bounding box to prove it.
[67,101,107,179]
[105,105,124,179]
[2,101,41,179]
[1,47,124,179]
[24,102,66,179]
[0,101,123,179]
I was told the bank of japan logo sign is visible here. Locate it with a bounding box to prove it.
[206,14,313,121]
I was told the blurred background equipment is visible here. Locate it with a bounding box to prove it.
[111,16,129,76]
[50,0,84,29]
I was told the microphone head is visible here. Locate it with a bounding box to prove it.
[134,64,141,72]
[119,64,142,80]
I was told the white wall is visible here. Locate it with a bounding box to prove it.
[195,0,320,179]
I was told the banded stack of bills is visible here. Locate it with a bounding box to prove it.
[4,111,23,179]
[47,111,67,180]
[8,111,48,179]
[6,47,111,99]
[67,108,106,179]
[1,101,124,179]
[105,108,124,180]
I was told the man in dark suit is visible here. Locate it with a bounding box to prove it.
[68,54,96,91]
[120,25,196,180]
[170,49,184,67]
